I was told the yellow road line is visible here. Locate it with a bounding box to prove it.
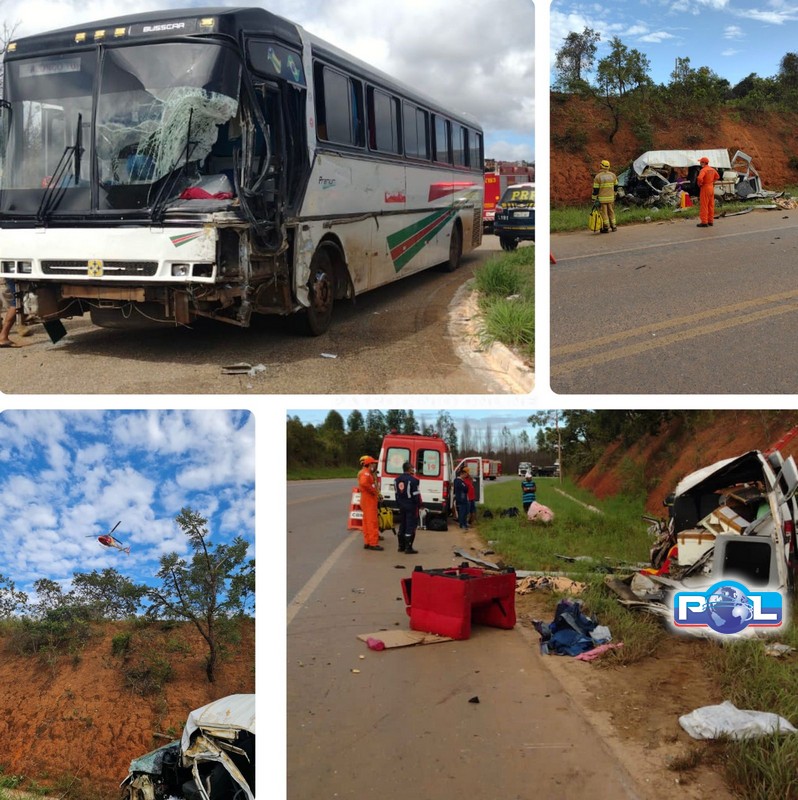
[552,297,798,376]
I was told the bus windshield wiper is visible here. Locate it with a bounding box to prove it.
[150,107,196,223]
[37,114,84,222]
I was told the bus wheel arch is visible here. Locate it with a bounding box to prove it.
[441,217,463,272]
[301,238,351,336]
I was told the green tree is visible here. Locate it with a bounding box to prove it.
[435,411,459,457]
[0,573,27,618]
[402,410,419,435]
[779,52,798,91]
[666,57,730,117]
[33,578,67,615]
[346,410,365,433]
[70,568,146,619]
[147,508,254,683]
[553,27,600,92]
[595,37,652,142]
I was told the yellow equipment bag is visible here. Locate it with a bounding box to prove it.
[378,505,395,532]
[588,202,603,233]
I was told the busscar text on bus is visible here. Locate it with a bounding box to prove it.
[0,7,484,336]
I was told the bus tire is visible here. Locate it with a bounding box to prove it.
[441,220,463,272]
[499,235,518,252]
[302,247,335,336]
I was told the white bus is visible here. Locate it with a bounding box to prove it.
[0,6,484,335]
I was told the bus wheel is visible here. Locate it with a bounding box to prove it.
[441,221,463,272]
[303,248,335,336]
[499,235,519,252]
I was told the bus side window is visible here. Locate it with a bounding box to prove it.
[453,125,467,167]
[314,63,363,147]
[433,115,450,164]
[367,86,400,155]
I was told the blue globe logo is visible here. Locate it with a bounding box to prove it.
[706,584,755,634]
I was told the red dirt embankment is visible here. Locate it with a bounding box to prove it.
[0,619,254,799]
[577,411,798,513]
[551,95,798,205]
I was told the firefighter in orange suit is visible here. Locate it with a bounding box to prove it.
[358,456,383,551]
[696,156,720,228]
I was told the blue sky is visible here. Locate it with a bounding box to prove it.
[0,410,255,605]
[551,0,798,87]
[2,0,534,162]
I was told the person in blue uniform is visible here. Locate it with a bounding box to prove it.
[394,461,421,553]
[453,468,470,530]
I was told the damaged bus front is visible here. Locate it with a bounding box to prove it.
[0,9,308,332]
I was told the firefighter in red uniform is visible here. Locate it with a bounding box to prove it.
[696,156,720,228]
[358,456,383,551]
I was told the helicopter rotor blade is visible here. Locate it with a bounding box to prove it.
[108,520,122,536]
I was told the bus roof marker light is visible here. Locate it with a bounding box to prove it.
[114,28,126,38]
[199,18,216,29]
[94,30,106,41]
[6,42,15,53]
[74,32,87,43]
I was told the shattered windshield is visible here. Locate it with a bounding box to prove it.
[96,42,240,208]
[1,42,241,214]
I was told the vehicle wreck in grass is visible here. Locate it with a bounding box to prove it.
[605,439,798,633]
[616,149,779,208]
[121,694,255,800]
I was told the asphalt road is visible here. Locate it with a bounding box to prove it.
[286,479,643,800]
[0,237,512,395]
[551,208,798,393]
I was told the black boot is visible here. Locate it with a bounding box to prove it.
[404,536,418,555]
[397,533,406,552]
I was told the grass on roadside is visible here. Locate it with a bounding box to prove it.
[479,478,798,798]
[551,193,793,234]
[472,247,533,362]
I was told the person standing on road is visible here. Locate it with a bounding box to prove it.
[696,156,720,228]
[394,461,421,554]
[453,469,470,530]
[358,456,383,551]
[521,472,537,514]
[592,159,618,234]
[463,468,477,525]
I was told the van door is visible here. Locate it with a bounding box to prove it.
[456,457,485,504]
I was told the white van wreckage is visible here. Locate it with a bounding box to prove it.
[616,149,777,207]
[605,437,798,633]
[121,694,255,800]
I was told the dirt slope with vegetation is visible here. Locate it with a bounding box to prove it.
[0,619,254,799]
[551,95,798,205]
[576,410,798,518]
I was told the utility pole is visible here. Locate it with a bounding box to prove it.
[556,411,563,484]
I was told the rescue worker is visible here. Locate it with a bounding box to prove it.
[453,468,470,530]
[0,280,18,347]
[358,456,383,551]
[696,156,720,228]
[394,461,421,554]
[592,159,618,233]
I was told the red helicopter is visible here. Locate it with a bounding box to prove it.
[86,521,130,554]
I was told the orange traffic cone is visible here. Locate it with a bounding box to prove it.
[347,487,364,530]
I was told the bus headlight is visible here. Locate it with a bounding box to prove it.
[171,263,190,277]
[17,261,32,274]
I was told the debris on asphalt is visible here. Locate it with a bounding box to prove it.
[320,353,338,359]
[533,598,614,657]
[468,696,480,704]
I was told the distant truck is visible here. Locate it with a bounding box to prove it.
[531,463,559,477]
[483,161,535,233]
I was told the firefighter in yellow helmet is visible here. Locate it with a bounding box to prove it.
[358,456,383,551]
[592,159,618,233]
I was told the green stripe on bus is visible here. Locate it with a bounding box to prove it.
[387,209,454,271]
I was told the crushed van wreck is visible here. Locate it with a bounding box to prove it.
[121,694,255,800]
[616,149,778,207]
[605,439,798,632]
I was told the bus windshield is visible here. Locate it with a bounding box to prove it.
[1,41,241,214]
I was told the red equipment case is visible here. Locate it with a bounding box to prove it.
[400,565,516,640]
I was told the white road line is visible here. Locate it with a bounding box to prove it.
[287,533,356,626]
